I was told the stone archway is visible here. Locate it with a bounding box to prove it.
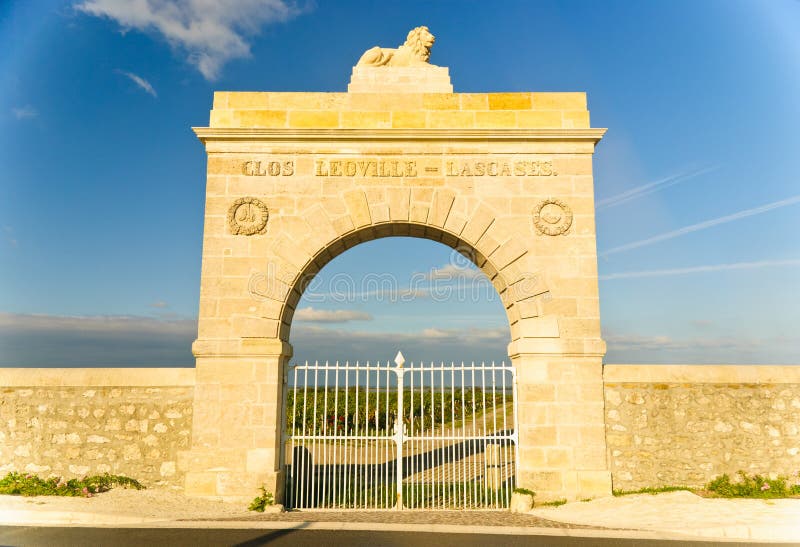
[273,221,541,344]
[183,60,610,503]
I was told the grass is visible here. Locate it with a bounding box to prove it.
[613,485,693,497]
[539,498,567,507]
[0,472,144,497]
[614,471,800,499]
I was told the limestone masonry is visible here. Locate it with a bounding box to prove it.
[1,31,797,506]
[0,369,194,488]
[189,65,609,502]
[3,366,798,497]
[605,366,800,490]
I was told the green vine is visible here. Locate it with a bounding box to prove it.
[0,472,144,497]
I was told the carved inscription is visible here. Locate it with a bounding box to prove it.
[315,159,417,177]
[237,158,558,177]
[446,160,555,177]
[242,160,294,176]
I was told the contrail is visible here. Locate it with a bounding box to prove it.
[600,259,800,281]
[600,194,800,257]
[596,166,718,211]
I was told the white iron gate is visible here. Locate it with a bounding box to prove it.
[282,352,518,510]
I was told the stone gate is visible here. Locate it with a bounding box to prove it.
[185,28,610,502]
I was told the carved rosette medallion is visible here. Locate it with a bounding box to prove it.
[533,198,573,236]
[228,197,269,236]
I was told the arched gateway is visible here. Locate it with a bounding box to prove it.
[185,29,610,503]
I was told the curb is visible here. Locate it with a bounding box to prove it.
[0,513,784,543]
[0,509,162,525]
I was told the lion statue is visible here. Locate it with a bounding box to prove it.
[356,26,436,67]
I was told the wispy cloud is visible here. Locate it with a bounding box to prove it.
[600,259,800,280]
[2,225,18,248]
[76,0,305,80]
[426,263,488,281]
[600,195,800,257]
[290,324,510,364]
[596,165,717,211]
[11,105,38,119]
[419,326,508,341]
[117,70,157,97]
[149,300,168,308]
[604,329,755,353]
[0,312,195,335]
[294,307,373,323]
[690,319,714,328]
[602,328,800,364]
[0,312,196,367]
[304,284,431,303]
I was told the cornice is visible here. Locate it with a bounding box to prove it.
[193,127,607,144]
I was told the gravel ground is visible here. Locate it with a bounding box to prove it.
[204,509,601,528]
[1,488,599,529]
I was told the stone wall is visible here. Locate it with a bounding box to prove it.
[603,365,800,490]
[7,362,798,495]
[190,85,611,501]
[0,369,194,488]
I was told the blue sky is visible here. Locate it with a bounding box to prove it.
[1,0,799,366]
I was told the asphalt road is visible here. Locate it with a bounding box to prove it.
[0,527,767,547]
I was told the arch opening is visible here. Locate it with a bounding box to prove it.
[279,229,521,510]
[287,235,511,365]
[277,222,529,349]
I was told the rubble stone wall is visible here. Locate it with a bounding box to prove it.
[0,369,195,488]
[603,365,800,491]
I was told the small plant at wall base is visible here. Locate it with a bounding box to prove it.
[540,498,567,507]
[0,472,144,497]
[613,485,693,497]
[513,487,535,497]
[612,471,800,499]
[706,471,800,499]
[248,486,275,512]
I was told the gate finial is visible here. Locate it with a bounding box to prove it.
[394,351,405,367]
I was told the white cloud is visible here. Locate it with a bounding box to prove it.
[690,319,713,328]
[420,328,450,339]
[117,70,157,96]
[294,307,373,323]
[150,300,169,308]
[426,264,487,281]
[602,328,800,364]
[308,286,431,302]
[601,195,800,257]
[603,330,760,355]
[0,312,195,335]
[600,259,800,281]
[12,105,38,119]
[420,326,508,342]
[290,324,511,364]
[2,225,18,248]
[0,312,197,366]
[76,0,304,80]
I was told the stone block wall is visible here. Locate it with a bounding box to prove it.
[207,90,592,131]
[0,369,194,488]
[190,85,611,501]
[604,365,800,490]
[4,363,800,496]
